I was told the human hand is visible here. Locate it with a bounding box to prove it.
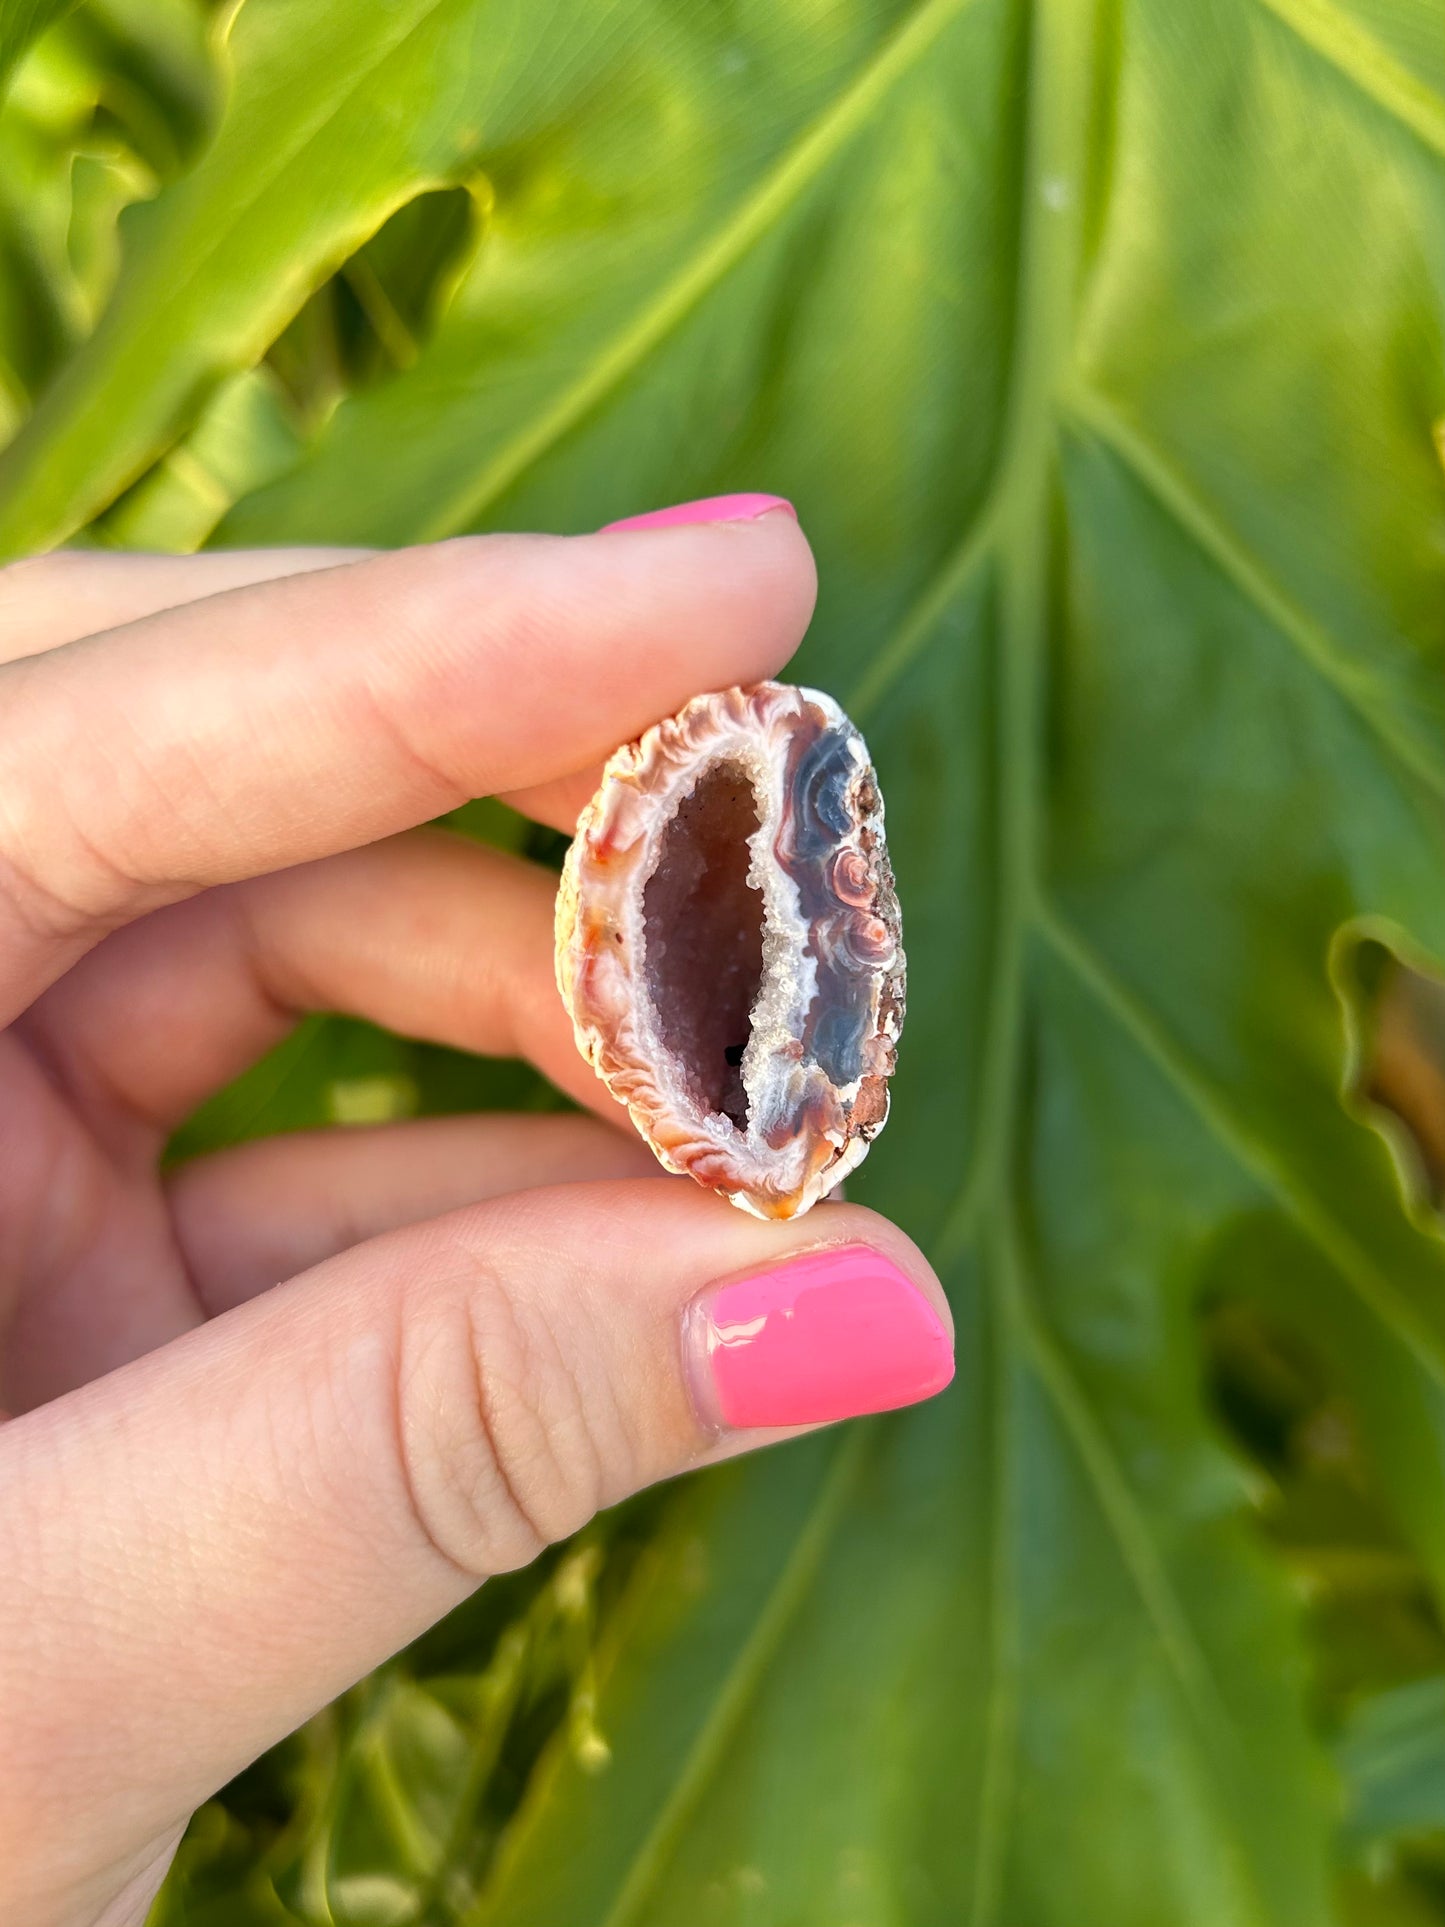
[0,501,953,1926]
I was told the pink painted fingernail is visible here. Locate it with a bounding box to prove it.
[687,1244,954,1431]
[601,493,796,532]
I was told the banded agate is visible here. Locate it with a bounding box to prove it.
[555,683,904,1220]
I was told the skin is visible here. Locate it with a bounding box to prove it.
[0,523,950,1925]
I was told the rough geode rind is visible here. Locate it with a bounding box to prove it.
[554,682,905,1220]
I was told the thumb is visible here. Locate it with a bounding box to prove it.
[0,1180,950,1922]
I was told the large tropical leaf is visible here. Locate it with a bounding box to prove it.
[6,0,1445,1921]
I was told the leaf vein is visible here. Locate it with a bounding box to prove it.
[848,496,998,725]
[1254,0,1445,161]
[420,0,981,538]
[1005,1221,1276,1925]
[593,1429,872,1927]
[1063,382,1445,807]
[1037,895,1445,1395]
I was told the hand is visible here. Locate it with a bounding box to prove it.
[0,505,953,1926]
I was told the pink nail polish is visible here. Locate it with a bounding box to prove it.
[601,493,796,533]
[688,1244,954,1431]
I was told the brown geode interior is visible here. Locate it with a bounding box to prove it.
[642,759,765,1129]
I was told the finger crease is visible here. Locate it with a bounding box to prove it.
[354,674,471,814]
[462,1284,550,1558]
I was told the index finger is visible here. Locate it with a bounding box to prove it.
[0,546,368,663]
[0,509,815,1018]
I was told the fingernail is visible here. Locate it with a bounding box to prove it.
[686,1244,954,1431]
[601,493,796,533]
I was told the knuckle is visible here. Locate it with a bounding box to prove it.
[393,1244,607,1579]
[352,670,470,803]
[347,538,539,801]
[0,794,92,948]
[0,674,145,944]
[0,798,138,945]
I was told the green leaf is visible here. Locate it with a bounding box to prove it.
[145,1801,303,1927]
[92,365,303,549]
[0,0,215,433]
[0,0,77,99]
[18,0,1445,1919]
[1332,1672,1445,1927]
[1339,1674,1445,1854]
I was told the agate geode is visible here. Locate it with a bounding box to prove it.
[555,683,904,1220]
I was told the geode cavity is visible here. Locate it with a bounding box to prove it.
[554,683,905,1220]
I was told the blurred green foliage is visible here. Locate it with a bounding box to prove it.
[6,0,1445,1919]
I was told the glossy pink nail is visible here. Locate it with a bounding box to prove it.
[601,493,796,532]
[688,1244,954,1431]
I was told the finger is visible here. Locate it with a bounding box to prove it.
[0,512,816,1017]
[1,1100,663,1410]
[0,1184,949,1924]
[20,830,611,1143]
[499,768,600,835]
[0,546,366,663]
[7,832,629,1408]
[168,1113,664,1314]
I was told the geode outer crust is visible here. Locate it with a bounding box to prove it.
[555,683,905,1221]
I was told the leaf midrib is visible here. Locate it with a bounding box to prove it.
[956,0,1081,1900]
[856,0,1338,1912]
[946,0,1275,1915]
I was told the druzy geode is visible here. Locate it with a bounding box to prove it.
[555,683,905,1220]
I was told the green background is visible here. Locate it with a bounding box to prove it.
[5,0,1445,1919]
